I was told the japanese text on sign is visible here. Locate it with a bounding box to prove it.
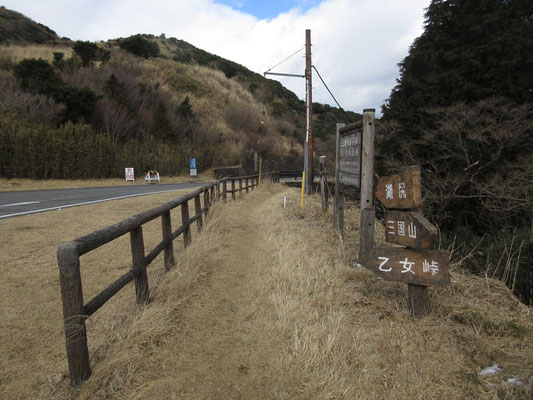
[367,247,450,286]
[338,130,361,194]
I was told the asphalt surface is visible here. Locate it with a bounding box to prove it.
[0,182,209,220]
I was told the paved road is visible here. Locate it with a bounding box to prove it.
[0,182,209,220]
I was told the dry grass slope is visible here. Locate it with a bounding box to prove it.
[1,184,531,399]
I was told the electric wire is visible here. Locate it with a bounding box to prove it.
[264,47,305,75]
[312,65,353,122]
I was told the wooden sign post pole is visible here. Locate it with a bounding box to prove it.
[320,156,328,211]
[359,109,375,264]
[334,123,345,236]
[369,166,450,317]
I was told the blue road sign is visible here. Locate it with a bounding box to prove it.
[189,158,196,169]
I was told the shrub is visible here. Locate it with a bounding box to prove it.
[119,35,159,58]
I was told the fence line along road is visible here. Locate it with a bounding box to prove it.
[58,172,279,387]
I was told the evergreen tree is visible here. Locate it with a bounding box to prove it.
[382,0,533,124]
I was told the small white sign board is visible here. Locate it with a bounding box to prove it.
[190,168,197,176]
[125,167,134,181]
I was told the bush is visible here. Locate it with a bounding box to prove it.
[119,35,159,58]
[13,58,100,123]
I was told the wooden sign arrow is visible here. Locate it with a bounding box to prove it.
[375,169,421,209]
[384,211,437,249]
[366,247,450,286]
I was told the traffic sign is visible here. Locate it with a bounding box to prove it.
[367,247,450,286]
[375,170,422,209]
[384,211,437,249]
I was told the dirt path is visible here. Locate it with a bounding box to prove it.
[158,191,285,398]
[77,185,294,400]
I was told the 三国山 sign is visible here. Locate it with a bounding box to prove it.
[338,129,361,197]
[384,211,436,249]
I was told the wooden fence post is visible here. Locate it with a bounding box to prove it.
[194,195,203,232]
[320,155,328,211]
[58,242,91,386]
[222,180,227,202]
[204,189,210,219]
[334,123,345,235]
[239,178,242,194]
[359,109,376,263]
[130,227,149,304]
[181,201,191,247]
[161,211,175,271]
[246,177,249,193]
[231,179,236,200]
[216,182,220,201]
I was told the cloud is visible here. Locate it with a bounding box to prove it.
[1,0,430,115]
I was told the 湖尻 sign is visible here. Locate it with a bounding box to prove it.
[367,247,450,286]
[338,128,361,197]
[384,211,437,249]
[375,170,422,209]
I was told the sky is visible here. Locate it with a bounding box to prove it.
[0,0,431,116]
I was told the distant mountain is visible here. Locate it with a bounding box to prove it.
[0,7,60,44]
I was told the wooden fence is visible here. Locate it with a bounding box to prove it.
[58,173,277,386]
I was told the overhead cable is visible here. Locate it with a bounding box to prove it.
[312,65,353,123]
[264,47,305,75]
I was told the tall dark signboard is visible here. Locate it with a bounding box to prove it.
[338,127,362,198]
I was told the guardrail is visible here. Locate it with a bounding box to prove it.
[58,173,277,386]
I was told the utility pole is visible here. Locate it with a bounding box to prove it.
[305,29,313,194]
[263,29,313,195]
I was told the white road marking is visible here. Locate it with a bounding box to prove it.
[0,201,40,208]
[0,188,186,220]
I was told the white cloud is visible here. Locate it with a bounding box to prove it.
[1,0,430,115]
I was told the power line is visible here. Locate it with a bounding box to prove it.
[312,65,353,123]
[263,47,305,75]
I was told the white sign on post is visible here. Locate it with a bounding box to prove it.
[125,168,134,181]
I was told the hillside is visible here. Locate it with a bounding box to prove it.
[0,6,60,44]
[0,8,359,180]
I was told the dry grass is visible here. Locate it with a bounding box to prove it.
[1,184,531,399]
[0,44,73,64]
[0,187,194,400]
[0,170,215,192]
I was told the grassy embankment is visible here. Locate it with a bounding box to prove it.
[0,169,215,192]
[0,183,531,399]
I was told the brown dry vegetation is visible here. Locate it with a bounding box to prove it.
[0,44,73,65]
[0,169,215,192]
[1,184,532,399]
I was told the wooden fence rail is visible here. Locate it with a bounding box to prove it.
[58,172,277,386]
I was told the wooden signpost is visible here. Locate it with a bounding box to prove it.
[384,211,436,249]
[338,127,361,198]
[366,247,450,286]
[375,169,422,209]
[334,109,375,237]
[370,166,450,316]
